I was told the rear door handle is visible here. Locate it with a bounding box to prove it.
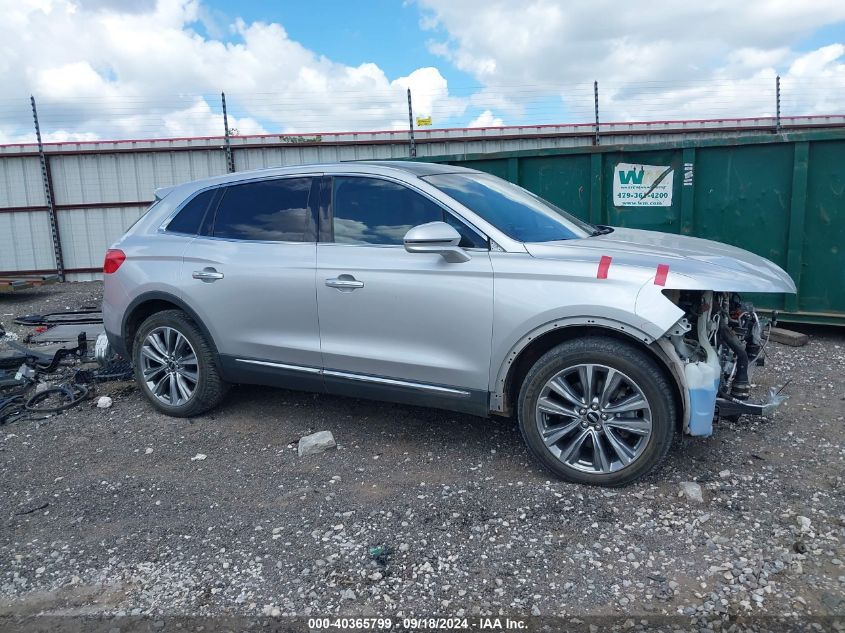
[325,275,364,290]
[192,268,224,282]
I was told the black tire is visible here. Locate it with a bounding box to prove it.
[132,309,228,417]
[517,336,676,487]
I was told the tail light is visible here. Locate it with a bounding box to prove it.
[103,249,126,274]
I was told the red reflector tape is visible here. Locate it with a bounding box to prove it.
[654,263,670,286]
[597,255,612,279]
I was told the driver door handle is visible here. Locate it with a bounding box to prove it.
[325,275,364,290]
[192,268,224,282]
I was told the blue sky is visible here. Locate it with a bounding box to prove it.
[201,1,472,85]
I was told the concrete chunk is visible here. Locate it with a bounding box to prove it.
[680,481,704,503]
[769,327,809,347]
[298,431,336,457]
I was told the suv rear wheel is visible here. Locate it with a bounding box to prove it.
[132,309,227,416]
[517,336,676,486]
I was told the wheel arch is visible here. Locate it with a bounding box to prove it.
[492,319,685,429]
[122,291,219,359]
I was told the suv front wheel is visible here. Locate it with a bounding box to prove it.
[517,336,676,486]
[132,309,227,417]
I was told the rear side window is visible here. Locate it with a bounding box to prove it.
[213,178,313,242]
[166,189,215,235]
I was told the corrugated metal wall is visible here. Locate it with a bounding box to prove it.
[1,115,843,282]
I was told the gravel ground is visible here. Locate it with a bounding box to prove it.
[0,282,843,628]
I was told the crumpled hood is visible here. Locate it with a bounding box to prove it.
[525,227,796,293]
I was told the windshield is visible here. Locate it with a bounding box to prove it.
[422,172,594,242]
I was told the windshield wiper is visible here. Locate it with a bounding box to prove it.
[590,225,614,236]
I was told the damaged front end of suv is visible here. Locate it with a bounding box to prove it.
[660,289,789,436]
[622,230,798,437]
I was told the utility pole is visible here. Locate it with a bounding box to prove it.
[31,96,64,281]
[221,92,235,172]
[407,88,417,158]
[775,75,781,133]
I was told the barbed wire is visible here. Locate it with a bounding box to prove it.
[0,76,842,144]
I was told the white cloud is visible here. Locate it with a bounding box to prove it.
[0,0,468,142]
[468,110,504,127]
[419,0,845,122]
[1,0,844,143]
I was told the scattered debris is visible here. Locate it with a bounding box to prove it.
[0,274,59,293]
[796,515,812,531]
[14,308,102,326]
[13,500,50,516]
[368,544,393,566]
[191,453,208,461]
[298,430,336,457]
[31,324,104,344]
[679,481,704,503]
[1,306,129,426]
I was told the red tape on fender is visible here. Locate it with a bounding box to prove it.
[654,263,670,286]
[597,255,612,279]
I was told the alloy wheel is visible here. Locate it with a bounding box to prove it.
[139,326,199,406]
[535,363,653,474]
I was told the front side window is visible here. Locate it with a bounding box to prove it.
[331,176,486,248]
[332,177,443,245]
[423,173,594,242]
[213,178,313,242]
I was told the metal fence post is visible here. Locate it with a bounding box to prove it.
[221,92,235,173]
[593,81,600,146]
[775,75,781,133]
[30,95,65,281]
[407,88,417,158]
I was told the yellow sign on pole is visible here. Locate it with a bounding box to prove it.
[415,116,432,127]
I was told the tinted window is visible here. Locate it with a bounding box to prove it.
[332,177,485,248]
[423,173,593,242]
[166,189,214,235]
[213,178,313,241]
[445,213,487,249]
[332,177,444,245]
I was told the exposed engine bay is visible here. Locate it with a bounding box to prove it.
[663,289,788,435]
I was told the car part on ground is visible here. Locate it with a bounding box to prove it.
[14,308,102,326]
[30,324,104,344]
[0,274,59,293]
[0,314,131,425]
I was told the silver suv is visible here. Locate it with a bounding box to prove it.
[103,161,795,486]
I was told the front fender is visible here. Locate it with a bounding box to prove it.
[489,314,657,414]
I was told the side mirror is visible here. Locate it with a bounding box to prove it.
[403,221,471,263]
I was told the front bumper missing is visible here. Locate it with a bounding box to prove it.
[715,387,788,418]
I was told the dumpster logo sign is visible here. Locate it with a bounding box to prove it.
[613,163,674,207]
